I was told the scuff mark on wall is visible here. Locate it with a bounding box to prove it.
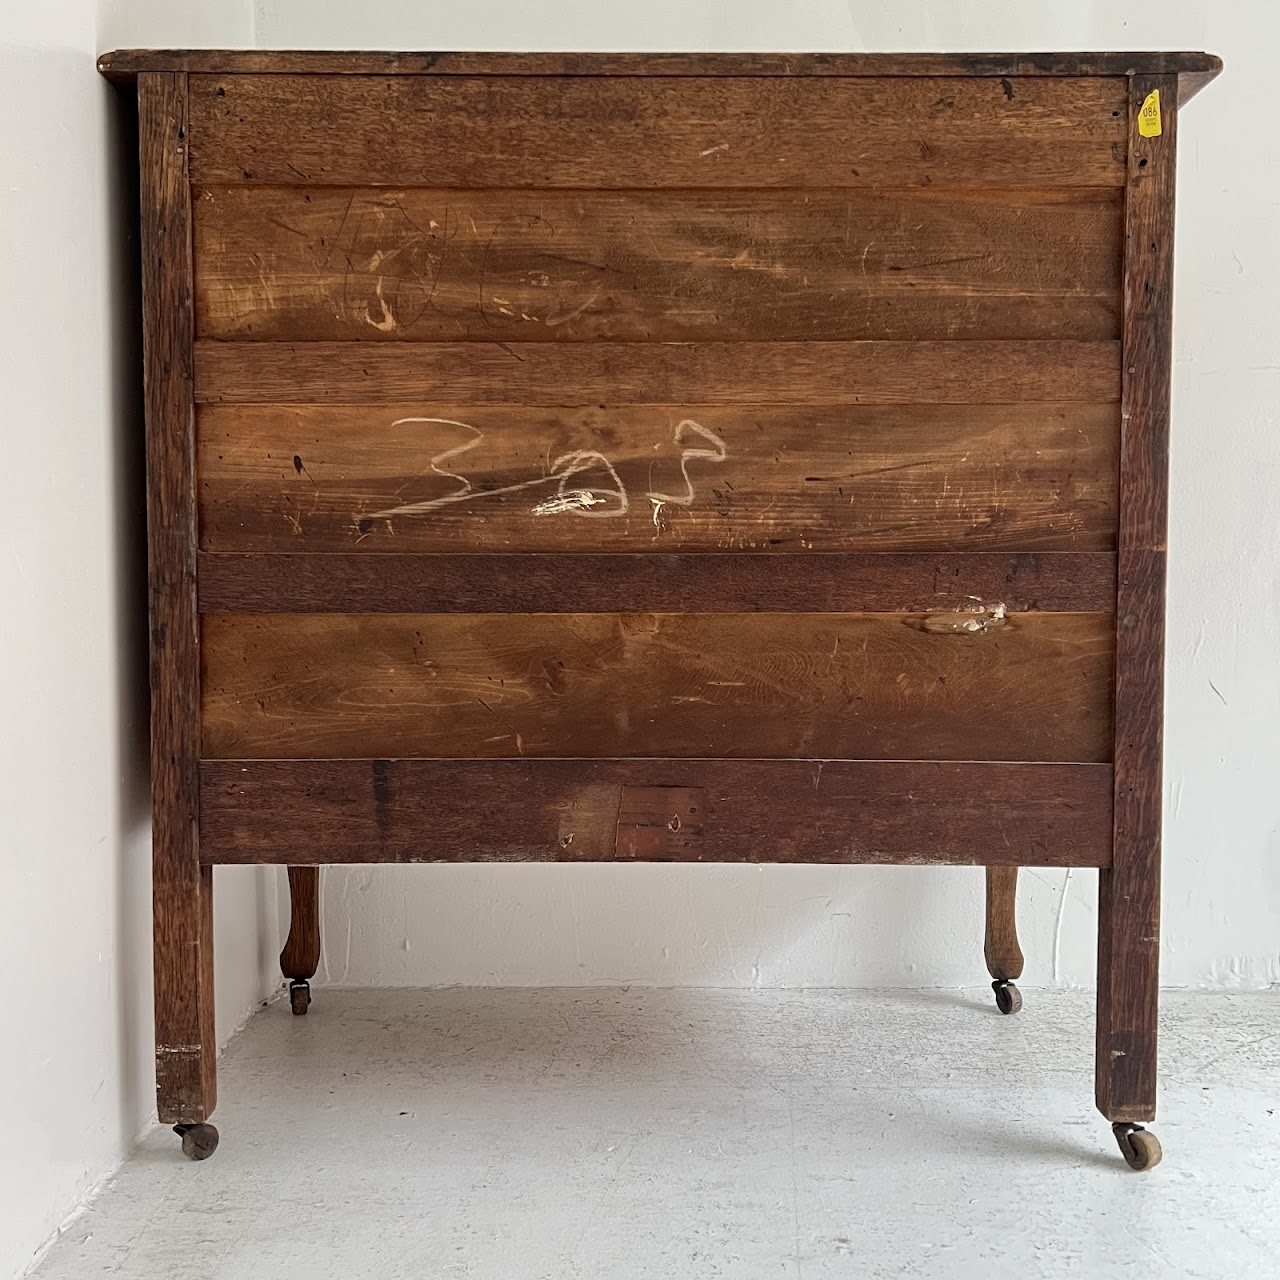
[1052,868,1075,985]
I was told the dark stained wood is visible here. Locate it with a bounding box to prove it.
[199,611,1115,763]
[99,49,1223,87]
[196,552,1118,615]
[279,867,321,981]
[984,866,1024,981]
[193,340,1122,407]
[198,758,1115,868]
[185,74,1129,189]
[1096,74,1178,1127]
[197,401,1119,554]
[1177,65,1225,104]
[139,72,216,1126]
[194,186,1122,343]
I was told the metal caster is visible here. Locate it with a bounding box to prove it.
[992,979,1023,1015]
[289,979,312,1016]
[1112,1123,1162,1171]
[174,1123,219,1161]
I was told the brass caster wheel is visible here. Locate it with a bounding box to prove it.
[289,979,312,1016]
[173,1123,219,1161]
[1113,1123,1162,1171]
[992,979,1023,1015]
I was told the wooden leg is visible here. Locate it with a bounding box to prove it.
[1096,864,1162,1170]
[984,866,1024,1014]
[140,71,217,1152]
[1095,866,1159,1124]
[154,864,218,1126]
[1093,71,1176,1173]
[280,867,322,1015]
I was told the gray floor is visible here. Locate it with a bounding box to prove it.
[30,988,1280,1279]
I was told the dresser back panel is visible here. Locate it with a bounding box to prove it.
[188,69,1123,793]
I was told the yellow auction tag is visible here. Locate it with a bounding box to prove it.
[1138,89,1162,138]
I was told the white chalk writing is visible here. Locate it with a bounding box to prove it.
[365,416,726,523]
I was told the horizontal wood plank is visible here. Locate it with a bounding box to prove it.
[193,187,1122,343]
[198,758,1115,867]
[196,552,1118,614]
[186,74,1128,188]
[200,611,1114,762]
[197,401,1119,553]
[193,340,1121,406]
[100,49,1222,85]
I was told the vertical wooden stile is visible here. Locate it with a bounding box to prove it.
[1096,72,1179,1124]
[139,72,216,1124]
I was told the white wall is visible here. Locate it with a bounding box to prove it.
[252,0,1280,993]
[0,4,275,1278]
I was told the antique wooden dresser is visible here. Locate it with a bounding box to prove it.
[99,48,1220,1169]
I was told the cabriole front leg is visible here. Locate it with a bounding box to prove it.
[280,866,322,1014]
[984,865,1024,1014]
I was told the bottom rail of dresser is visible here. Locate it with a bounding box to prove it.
[198,758,1112,868]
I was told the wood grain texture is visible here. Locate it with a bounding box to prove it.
[199,611,1115,763]
[197,401,1119,554]
[198,758,1115,867]
[279,867,321,981]
[139,72,216,1125]
[1096,74,1177,1127]
[193,340,1122,407]
[984,866,1025,981]
[185,74,1129,189]
[99,49,1223,86]
[193,186,1122,343]
[196,552,1118,615]
[616,787,706,860]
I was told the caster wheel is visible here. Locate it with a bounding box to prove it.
[992,979,1023,1015]
[289,979,311,1016]
[1113,1123,1162,1171]
[173,1123,219,1161]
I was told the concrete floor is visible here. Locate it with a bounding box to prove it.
[29,988,1280,1279]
